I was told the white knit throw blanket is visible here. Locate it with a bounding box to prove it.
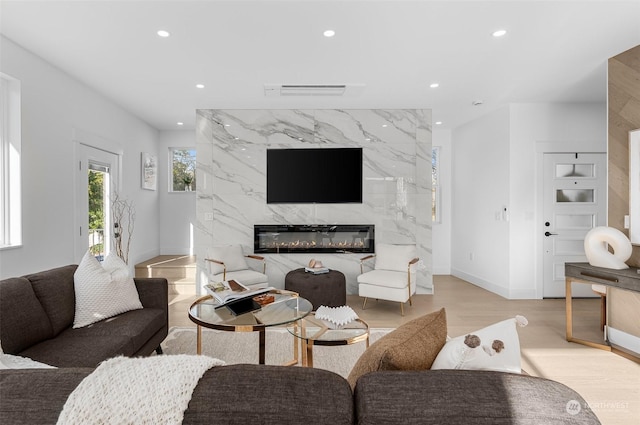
[57,355,225,425]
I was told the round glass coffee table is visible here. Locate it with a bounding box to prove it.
[287,313,370,367]
[189,289,312,365]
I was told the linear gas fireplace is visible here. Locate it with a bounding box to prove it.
[254,224,375,254]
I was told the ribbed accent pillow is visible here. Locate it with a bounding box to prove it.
[73,251,143,328]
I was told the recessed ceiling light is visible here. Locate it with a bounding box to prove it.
[435,121,442,125]
[492,29,507,37]
[196,84,205,89]
[382,124,388,128]
[157,30,170,38]
[224,124,230,127]
[430,83,439,88]
[365,138,371,141]
[177,122,184,126]
[323,29,335,38]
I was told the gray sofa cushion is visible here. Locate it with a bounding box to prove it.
[0,368,92,425]
[25,265,77,336]
[19,334,134,368]
[0,365,354,425]
[183,364,354,425]
[0,277,54,353]
[354,369,601,424]
[64,308,166,353]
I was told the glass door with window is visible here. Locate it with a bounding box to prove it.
[76,144,119,262]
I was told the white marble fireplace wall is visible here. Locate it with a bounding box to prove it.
[195,109,432,295]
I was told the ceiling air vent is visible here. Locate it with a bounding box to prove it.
[264,84,364,97]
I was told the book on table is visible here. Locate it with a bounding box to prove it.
[304,266,330,274]
[204,280,272,305]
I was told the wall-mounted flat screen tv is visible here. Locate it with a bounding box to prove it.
[267,148,363,204]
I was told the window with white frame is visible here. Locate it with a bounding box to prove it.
[170,148,196,192]
[432,146,441,223]
[0,73,22,248]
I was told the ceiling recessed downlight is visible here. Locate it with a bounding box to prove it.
[323,29,335,38]
[435,121,443,125]
[492,29,507,37]
[196,84,205,89]
[430,83,439,88]
[157,30,170,38]
[177,122,184,126]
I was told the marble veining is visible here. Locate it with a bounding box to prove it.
[195,109,432,296]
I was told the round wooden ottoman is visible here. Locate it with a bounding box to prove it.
[284,268,346,310]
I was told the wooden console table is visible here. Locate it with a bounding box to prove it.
[564,262,640,359]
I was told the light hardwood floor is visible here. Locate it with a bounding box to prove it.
[168,275,639,425]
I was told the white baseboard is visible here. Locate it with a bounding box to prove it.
[451,268,510,299]
[607,326,640,355]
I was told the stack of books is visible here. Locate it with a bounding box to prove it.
[304,266,329,274]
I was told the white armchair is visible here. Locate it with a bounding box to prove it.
[204,245,268,287]
[357,243,418,316]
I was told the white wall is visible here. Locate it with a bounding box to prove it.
[432,128,452,274]
[0,36,160,277]
[158,130,197,255]
[450,102,606,299]
[451,107,511,296]
[509,103,606,298]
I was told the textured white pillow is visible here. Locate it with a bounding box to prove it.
[73,251,143,328]
[431,316,528,374]
[374,243,417,272]
[206,245,249,275]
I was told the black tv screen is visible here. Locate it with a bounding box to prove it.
[267,148,363,204]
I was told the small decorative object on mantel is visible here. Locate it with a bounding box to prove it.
[584,226,632,270]
[305,259,329,274]
[315,305,359,329]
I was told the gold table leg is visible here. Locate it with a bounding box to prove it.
[258,329,266,365]
[196,325,202,355]
[305,340,314,368]
[565,277,611,351]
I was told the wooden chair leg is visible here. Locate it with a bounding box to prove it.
[362,297,368,310]
[400,302,404,316]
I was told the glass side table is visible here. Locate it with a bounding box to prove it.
[287,313,370,367]
[189,289,312,365]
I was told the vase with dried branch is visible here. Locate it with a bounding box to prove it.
[112,193,135,265]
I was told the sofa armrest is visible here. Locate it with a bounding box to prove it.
[134,278,168,312]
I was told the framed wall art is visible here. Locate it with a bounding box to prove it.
[141,152,157,190]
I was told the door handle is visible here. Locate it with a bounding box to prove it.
[544,231,557,237]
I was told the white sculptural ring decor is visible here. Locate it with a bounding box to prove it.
[584,226,632,270]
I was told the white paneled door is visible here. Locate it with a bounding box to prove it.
[542,153,606,298]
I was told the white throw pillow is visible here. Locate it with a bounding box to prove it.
[374,243,417,272]
[431,316,528,374]
[206,245,249,275]
[73,251,143,328]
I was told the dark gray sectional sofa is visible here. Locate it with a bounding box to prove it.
[0,266,600,424]
[0,365,601,424]
[0,264,168,367]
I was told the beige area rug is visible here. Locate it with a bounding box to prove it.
[162,326,392,378]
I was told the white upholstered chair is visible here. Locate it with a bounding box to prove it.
[204,245,268,287]
[357,243,418,316]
